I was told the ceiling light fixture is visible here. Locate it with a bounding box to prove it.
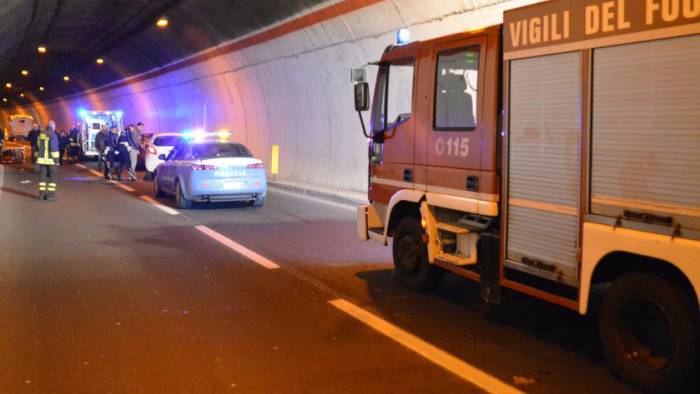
[37,45,47,54]
[96,58,104,65]
[19,93,25,98]
[21,70,29,76]
[156,16,169,28]
[5,83,11,89]
[63,75,70,82]
[2,98,7,103]
[39,86,45,91]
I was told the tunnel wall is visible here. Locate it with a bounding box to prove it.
[3,0,542,193]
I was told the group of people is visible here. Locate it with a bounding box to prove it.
[94,122,144,181]
[22,120,146,201]
[27,122,81,165]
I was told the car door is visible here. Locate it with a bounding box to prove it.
[160,147,180,192]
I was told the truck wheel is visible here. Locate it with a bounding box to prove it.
[392,216,443,291]
[175,181,192,209]
[599,272,697,392]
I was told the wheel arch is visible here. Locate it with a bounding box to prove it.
[384,189,425,238]
[589,251,699,314]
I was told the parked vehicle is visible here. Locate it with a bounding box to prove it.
[153,136,266,209]
[353,1,699,391]
[144,133,185,177]
[78,110,123,160]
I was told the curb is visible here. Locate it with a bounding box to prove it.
[268,181,367,207]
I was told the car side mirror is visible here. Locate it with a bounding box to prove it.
[158,154,167,160]
[354,82,370,112]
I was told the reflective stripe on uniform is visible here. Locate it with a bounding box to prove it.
[39,182,47,191]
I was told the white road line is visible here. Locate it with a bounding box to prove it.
[88,169,103,177]
[75,164,87,169]
[108,180,136,192]
[329,299,525,394]
[139,195,180,216]
[195,225,280,269]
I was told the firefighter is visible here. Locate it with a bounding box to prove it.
[36,120,60,201]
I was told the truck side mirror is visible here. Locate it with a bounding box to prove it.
[354,82,370,112]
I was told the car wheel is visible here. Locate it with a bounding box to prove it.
[392,216,444,291]
[154,173,165,198]
[599,272,698,393]
[251,196,265,207]
[175,180,192,209]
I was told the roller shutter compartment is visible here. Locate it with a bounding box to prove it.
[591,35,700,230]
[506,52,582,286]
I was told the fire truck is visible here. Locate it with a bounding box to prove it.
[353,0,699,390]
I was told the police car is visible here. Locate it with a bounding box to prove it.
[153,131,266,209]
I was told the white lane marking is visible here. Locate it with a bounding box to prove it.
[75,164,87,169]
[108,180,136,193]
[329,299,525,394]
[139,195,180,216]
[88,169,103,177]
[195,225,280,269]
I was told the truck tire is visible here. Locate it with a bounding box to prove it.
[392,216,443,291]
[175,180,192,209]
[599,272,697,392]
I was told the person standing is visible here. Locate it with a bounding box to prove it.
[126,124,141,181]
[95,125,108,171]
[104,125,119,180]
[115,127,131,181]
[36,120,60,201]
[57,130,69,165]
[27,123,41,166]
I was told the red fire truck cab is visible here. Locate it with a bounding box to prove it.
[353,0,700,391]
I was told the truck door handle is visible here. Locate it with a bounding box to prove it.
[403,168,413,183]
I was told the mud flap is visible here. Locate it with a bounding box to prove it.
[478,233,501,304]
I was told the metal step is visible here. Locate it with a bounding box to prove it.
[436,222,470,234]
[436,252,476,266]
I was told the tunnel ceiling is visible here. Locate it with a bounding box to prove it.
[0,0,329,108]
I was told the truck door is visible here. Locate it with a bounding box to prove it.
[368,58,417,204]
[424,36,487,200]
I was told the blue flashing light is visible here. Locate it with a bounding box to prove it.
[78,108,88,118]
[115,110,123,118]
[396,28,411,45]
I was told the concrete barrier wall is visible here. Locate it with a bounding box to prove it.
[2,0,542,193]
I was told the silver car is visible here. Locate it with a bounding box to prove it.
[153,139,267,209]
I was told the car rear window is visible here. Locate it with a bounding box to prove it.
[154,135,184,146]
[192,143,253,159]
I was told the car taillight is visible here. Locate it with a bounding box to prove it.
[246,162,264,169]
[147,145,157,155]
[192,164,216,171]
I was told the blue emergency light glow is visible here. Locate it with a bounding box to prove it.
[78,108,88,118]
[396,28,411,45]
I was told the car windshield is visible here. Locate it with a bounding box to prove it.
[192,142,252,159]
[154,135,184,146]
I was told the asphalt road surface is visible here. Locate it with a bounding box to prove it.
[0,162,644,394]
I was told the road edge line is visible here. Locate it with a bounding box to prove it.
[194,225,280,269]
[139,195,180,215]
[328,298,525,394]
